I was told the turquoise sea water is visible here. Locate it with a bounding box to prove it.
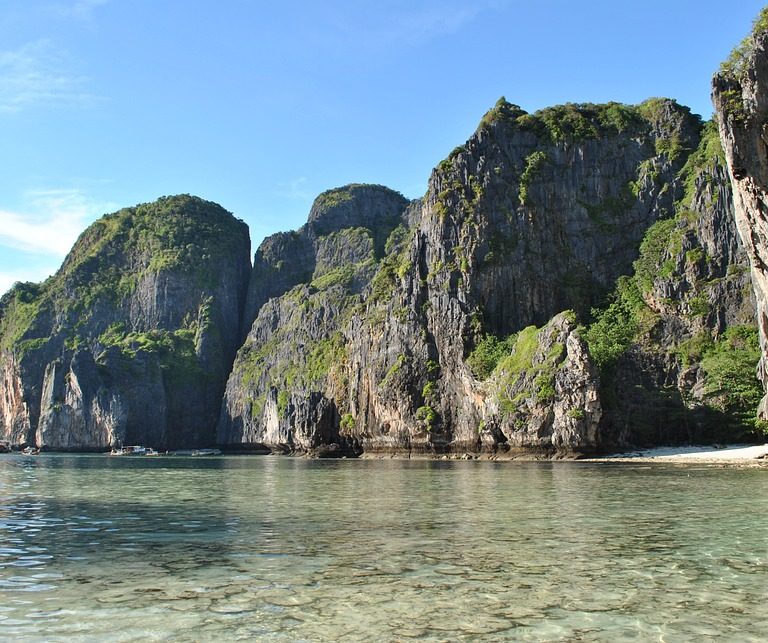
[0,455,767,641]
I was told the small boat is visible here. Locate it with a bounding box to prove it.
[21,446,40,456]
[190,448,222,457]
[109,445,148,456]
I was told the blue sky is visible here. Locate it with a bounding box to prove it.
[1,0,766,295]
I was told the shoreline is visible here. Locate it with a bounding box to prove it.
[4,443,768,467]
[360,443,768,467]
[580,443,768,467]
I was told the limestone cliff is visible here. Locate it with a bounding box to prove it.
[0,195,250,450]
[241,184,409,335]
[1,91,762,454]
[342,98,698,455]
[713,8,768,418]
[220,98,757,456]
[587,122,758,446]
[218,184,409,452]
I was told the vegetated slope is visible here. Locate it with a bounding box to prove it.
[221,97,760,456]
[2,83,763,455]
[218,184,411,453]
[0,195,251,450]
[713,7,768,420]
[585,121,758,447]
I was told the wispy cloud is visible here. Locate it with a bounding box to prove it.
[385,6,482,45]
[0,189,114,256]
[328,1,506,51]
[276,177,313,201]
[0,40,100,112]
[54,0,110,21]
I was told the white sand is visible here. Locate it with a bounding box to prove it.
[603,443,768,462]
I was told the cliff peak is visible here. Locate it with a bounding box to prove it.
[718,8,768,83]
[307,184,408,238]
[472,97,701,155]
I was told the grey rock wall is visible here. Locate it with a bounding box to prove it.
[221,99,746,456]
[713,24,768,417]
[0,195,251,450]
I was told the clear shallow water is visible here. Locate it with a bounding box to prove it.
[0,456,767,641]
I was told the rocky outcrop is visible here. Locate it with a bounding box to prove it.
[241,184,410,334]
[2,71,764,455]
[339,99,699,455]
[221,98,749,456]
[593,121,758,447]
[0,195,251,450]
[219,185,409,452]
[713,9,768,417]
[0,350,33,445]
[422,99,700,335]
[36,351,127,451]
[479,312,601,453]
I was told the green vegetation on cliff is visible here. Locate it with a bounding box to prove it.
[0,282,49,355]
[716,8,768,123]
[234,273,357,423]
[585,120,728,365]
[467,321,569,415]
[309,184,408,258]
[495,324,565,413]
[61,194,247,298]
[0,194,254,451]
[466,333,517,380]
[97,322,204,384]
[532,102,642,142]
[679,120,725,202]
[478,96,695,147]
[0,195,248,359]
[2,79,760,455]
[584,277,650,370]
[701,326,762,426]
[368,224,412,303]
[518,151,549,205]
[583,117,760,439]
[313,186,356,210]
[719,7,768,80]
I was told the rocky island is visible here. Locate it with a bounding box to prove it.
[3,10,768,458]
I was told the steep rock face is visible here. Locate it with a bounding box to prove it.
[35,351,130,450]
[4,83,759,455]
[713,10,768,417]
[241,184,409,333]
[0,195,250,450]
[479,313,601,453]
[241,231,315,340]
[337,100,699,455]
[423,99,700,335]
[218,185,409,452]
[590,122,758,447]
[0,352,32,445]
[222,100,713,456]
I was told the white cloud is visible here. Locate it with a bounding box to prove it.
[0,40,99,112]
[0,189,115,256]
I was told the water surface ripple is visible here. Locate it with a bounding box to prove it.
[0,455,766,641]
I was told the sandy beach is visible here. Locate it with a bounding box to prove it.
[589,443,768,465]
